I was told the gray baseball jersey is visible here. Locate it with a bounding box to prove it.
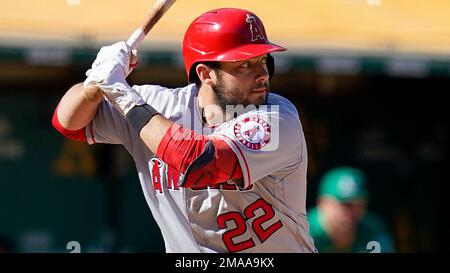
[85,83,316,253]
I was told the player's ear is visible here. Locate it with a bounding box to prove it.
[196,64,214,87]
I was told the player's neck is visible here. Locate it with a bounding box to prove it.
[197,85,230,126]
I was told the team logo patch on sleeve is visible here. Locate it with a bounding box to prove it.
[234,116,271,150]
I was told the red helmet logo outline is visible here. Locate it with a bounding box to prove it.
[246,14,265,42]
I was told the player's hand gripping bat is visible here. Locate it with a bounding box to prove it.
[83,0,177,101]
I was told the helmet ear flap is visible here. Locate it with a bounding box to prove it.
[267,54,275,79]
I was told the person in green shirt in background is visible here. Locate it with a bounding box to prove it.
[308,167,396,253]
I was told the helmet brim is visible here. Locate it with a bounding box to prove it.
[186,42,287,82]
[213,42,287,62]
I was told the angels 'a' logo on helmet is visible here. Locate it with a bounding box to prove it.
[246,14,265,42]
[234,116,271,150]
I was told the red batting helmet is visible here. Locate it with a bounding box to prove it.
[182,8,287,83]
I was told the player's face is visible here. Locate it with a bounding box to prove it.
[212,54,270,110]
[320,198,367,228]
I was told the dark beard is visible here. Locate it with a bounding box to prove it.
[212,72,268,113]
[212,78,241,113]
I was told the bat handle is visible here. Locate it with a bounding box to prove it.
[126,28,146,50]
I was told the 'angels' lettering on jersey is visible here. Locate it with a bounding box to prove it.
[148,156,253,194]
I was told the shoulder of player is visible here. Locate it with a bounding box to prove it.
[222,94,301,134]
[237,92,300,125]
[307,208,328,237]
[267,92,300,117]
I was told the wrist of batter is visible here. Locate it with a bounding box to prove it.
[125,104,160,135]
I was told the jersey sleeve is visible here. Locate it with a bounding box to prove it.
[212,104,306,189]
[86,84,184,147]
[85,98,135,145]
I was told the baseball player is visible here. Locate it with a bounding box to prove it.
[308,167,395,253]
[52,8,316,253]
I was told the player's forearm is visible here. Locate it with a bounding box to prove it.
[139,115,173,154]
[57,83,103,130]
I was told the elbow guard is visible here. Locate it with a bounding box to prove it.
[156,124,242,188]
[178,139,243,188]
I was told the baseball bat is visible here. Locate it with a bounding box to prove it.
[83,0,176,100]
[126,0,177,50]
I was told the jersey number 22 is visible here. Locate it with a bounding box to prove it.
[217,198,283,252]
